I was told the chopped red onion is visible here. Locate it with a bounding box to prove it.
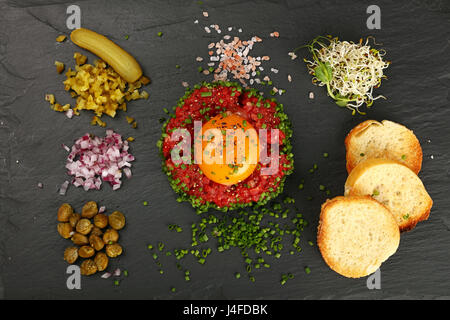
[65,109,74,119]
[101,272,112,279]
[37,182,43,188]
[98,206,106,213]
[113,268,121,277]
[62,144,70,152]
[123,167,132,179]
[59,180,69,195]
[64,131,135,191]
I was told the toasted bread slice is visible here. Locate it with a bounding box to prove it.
[345,120,422,174]
[345,158,432,231]
[317,196,400,278]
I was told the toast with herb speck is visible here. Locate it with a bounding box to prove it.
[317,196,400,278]
[345,120,422,174]
[344,158,432,232]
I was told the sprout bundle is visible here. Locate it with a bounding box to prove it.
[298,36,390,114]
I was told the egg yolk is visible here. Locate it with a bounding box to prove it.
[195,113,259,186]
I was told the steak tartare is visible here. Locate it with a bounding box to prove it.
[158,81,293,213]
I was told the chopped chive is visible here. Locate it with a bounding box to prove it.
[149,189,308,286]
[201,91,212,97]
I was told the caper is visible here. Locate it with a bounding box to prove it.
[57,223,73,239]
[94,252,109,271]
[89,234,104,251]
[71,232,89,246]
[91,226,103,237]
[80,259,97,276]
[57,203,73,222]
[64,247,78,264]
[94,213,108,229]
[81,201,98,218]
[103,229,119,244]
[78,245,95,258]
[76,218,93,235]
[69,213,81,228]
[106,243,123,258]
[108,211,126,230]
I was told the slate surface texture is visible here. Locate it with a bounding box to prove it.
[0,0,450,299]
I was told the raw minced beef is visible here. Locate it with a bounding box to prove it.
[159,82,293,212]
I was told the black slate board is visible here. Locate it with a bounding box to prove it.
[1,0,450,299]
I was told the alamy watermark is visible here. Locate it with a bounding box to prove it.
[66,4,81,30]
[169,121,280,176]
[366,5,381,30]
[66,265,81,290]
[366,268,381,290]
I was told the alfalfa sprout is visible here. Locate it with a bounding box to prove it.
[296,35,390,114]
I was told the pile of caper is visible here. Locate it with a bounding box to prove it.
[57,201,126,276]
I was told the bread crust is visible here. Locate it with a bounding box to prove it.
[345,120,423,174]
[317,196,400,278]
[399,201,432,232]
[344,158,433,232]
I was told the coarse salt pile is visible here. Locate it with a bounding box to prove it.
[206,33,269,87]
[195,13,283,88]
[64,130,135,191]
